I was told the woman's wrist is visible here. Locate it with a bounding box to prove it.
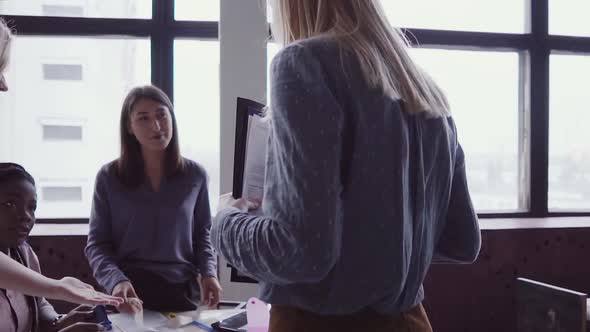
[46,277,65,300]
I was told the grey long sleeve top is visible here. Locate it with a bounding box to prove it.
[85,159,216,294]
[212,37,481,315]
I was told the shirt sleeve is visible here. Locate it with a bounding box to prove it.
[211,44,345,285]
[433,143,481,263]
[192,172,217,278]
[84,168,129,294]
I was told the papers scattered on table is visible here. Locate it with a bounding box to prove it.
[109,308,246,332]
[109,310,167,332]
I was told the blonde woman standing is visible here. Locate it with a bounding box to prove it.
[214,1,481,331]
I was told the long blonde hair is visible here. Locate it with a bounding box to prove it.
[269,0,450,117]
[0,18,12,74]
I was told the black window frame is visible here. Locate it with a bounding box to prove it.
[401,0,590,219]
[3,0,590,223]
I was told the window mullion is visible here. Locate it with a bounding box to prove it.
[151,0,174,100]
[529,0,550,216]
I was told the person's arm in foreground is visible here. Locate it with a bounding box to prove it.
[433,143,481,263]
[0,252,122,306]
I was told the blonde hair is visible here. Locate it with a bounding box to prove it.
[269,0,450,117]
[0,18,12,74]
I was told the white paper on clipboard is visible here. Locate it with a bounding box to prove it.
[241,113,269,214]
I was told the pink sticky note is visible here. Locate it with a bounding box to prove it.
[246,297,270,332]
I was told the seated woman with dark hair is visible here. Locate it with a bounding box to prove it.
[85,85,221,314]
[0,163,106,332]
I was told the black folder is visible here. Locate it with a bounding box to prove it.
[228,97,265,284]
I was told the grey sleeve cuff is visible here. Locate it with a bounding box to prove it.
[200,263,218,278]
[104,272,130,295]
[37,297,59,321]
[211,207,242,253]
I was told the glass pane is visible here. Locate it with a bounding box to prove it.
[174,40,220,212]
[0,0,151,19]
[0,36,151,219]
[267,42,280,102]
[409,49,521,211]
[549,54,590,211]
[175,0,219,21]
[380,0,526,33]
[549,0,590,37]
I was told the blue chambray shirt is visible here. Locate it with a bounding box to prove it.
[85,159,217,295]
[212,37,480,315]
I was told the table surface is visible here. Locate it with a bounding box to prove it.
[109,308,245,331]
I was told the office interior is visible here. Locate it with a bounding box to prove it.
[1,0,589,331]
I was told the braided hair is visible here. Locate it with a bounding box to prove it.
[0,163,35,186]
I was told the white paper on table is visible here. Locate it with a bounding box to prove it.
[242,114,269,214]
[110,309,248,332]
[195,308,245,325]
[109,310,168,332]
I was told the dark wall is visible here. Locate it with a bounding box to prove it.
[29,227,590,331]
[27,236,95,313]
[423,228,590,332]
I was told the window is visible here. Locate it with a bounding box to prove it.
[549,0,590,37]
[0,36,150,219]
[41,5,84,17]
[0,0,151,19]
[409,49,521,211]
[379,0,526,33]
[175,0,219,21]
[42,63,83,81]
[267,42,280,102]
[174,40,220,212]
[549,54,590,211]
[1,3,218,221]
[268,45,521,212]
[379,1,590,217]
[266,1,590,218]
[42,186,83,202]
[42,124,83,141]
[39,183,85,218]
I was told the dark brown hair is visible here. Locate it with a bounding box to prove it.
[116,85,184,188]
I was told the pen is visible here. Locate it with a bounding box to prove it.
[166,312,213,331]
[191,320,214,331]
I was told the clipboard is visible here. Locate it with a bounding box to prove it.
[232,97,266,199]
[228,97,266,284]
